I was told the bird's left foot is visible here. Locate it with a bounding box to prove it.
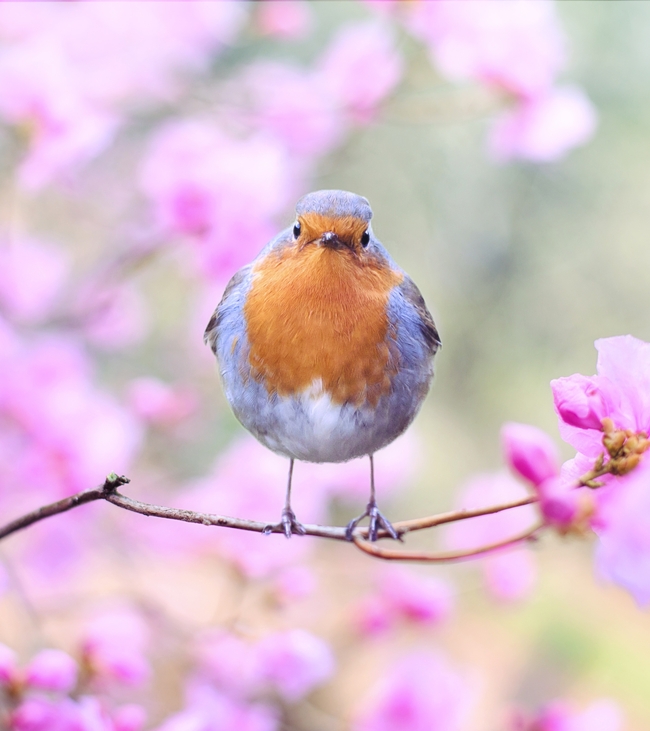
[263,508,307,539]
[345,501,401,542]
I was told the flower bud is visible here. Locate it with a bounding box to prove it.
[501,422,559,486]
[551,374,613,431]
[537,477,580,530]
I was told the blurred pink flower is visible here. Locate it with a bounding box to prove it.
[10,695,116,731]
[318,21,403,123]
[139,120,294,280]
[113,705,147,731]
[595,459,650,606]
[155,683,278,731]
[353,651,470,731]
[272,565,318,602]
[516,698,623,731]
[408,0,565,97]
[256,629,335,702]
[256,1,312,40]
[447,471,538,602]
[0,335,141,505]
[80,283,150,351]
[502,422,560,487]
[0,40,118,189]
[0,236,69,323]
[197,631,265,700]
[0,643,17,685]
[241,61,345,157]
[24,649,78,695]
[356,566,454,636]
[490,86,597,163]
[60,3,246,106]
[127,377,198,428]
[81,607,150,687]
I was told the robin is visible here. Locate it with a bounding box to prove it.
[205,190,440,541]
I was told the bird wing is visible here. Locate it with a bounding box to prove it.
[203,265,252,355]
[397,275,441,356]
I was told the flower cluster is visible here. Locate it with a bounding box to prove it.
[402,0,596,161]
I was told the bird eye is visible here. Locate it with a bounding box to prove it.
[293,221,301,239]
[361,230,370,248]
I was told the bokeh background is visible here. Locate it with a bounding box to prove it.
[0,2,649,730]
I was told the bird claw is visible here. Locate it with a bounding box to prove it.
[345,501,401,542]
[280,507,306,539]
[262,509,306,538]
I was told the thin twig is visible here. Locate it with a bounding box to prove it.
[352,523,543,562]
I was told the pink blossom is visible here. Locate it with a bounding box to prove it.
[0,236,69,323]
[272,565,317,602]
[155,684,278,731]
[552,336,650,462]
[490,86,597,163]
[256,629,335,701]
[356,566,454,635]
[594,459,650,606]
[552,374,616,431]
[0,336,141,503]
[241,61,345,157]
[37,3,246,107]
[10,696,112,731]
[80,283,150,351]
[355,597,395,637]
[447,472,538,601]
[502,422,560,487]
[112,705,147,731]
[127,378,198,427]
[518,698,623,731]
[197,631,264,700]
[139,120,293,280]
[353,652,470,731]
[0,39,118,189]
[407,0,565,98]
[256,1,313,40]
[318,21,403,123]
[536,476,581,530]
[81,608,150,687]
[0,643,17,685]
[484,549,537,601]
[24,649,78,695]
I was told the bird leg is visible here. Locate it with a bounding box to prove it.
[345,455,401,542]
[274,459,306,538]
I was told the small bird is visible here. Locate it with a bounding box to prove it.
[205,190,440,541]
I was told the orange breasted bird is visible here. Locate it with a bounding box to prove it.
[204,190,440,541]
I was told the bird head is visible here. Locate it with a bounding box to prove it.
[292,190,374,257]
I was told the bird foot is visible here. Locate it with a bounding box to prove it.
[345,501,401,542]
[263,508,306,539]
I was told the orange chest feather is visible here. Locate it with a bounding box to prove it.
[243,246,403,406]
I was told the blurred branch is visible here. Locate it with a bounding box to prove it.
[353,523,542,563]
[0,473,545,564]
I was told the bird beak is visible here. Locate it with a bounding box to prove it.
[320,231,344,249]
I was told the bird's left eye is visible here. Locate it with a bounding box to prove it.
[361,230,370,247]
[293,221,301,239]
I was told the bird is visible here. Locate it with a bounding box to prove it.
[204,190,440,542]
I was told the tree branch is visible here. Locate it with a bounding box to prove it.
[0,472,543,564]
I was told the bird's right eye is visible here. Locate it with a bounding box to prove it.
[293,221,301,239]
